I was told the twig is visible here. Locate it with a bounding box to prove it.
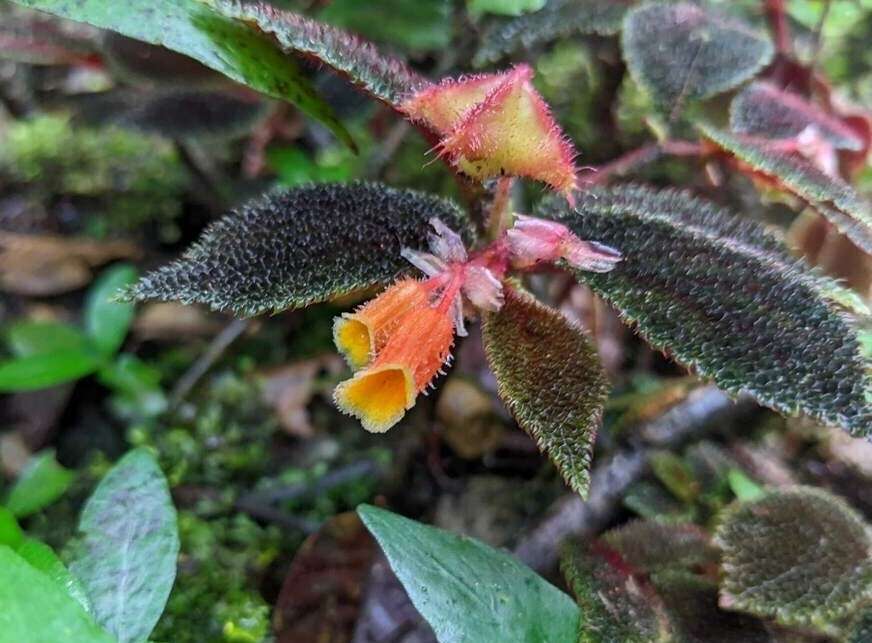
[170,318,250,407]
[765,0,792,55]
[513,386,754,573]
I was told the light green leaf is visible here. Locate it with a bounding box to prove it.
[84,264,137,357]
[5,450,75,518]
[0,545,114,643]
[9,0,355,149]
[70,449,179,643]
[318,0,452,53]
[715,486,872,631]
[482,285,608,497]
[468,0,546,18]
[0,507,24,549]
[0,349,102,392]
[5,321,88,357]
[358,504,579,643]
[16,538,92,614]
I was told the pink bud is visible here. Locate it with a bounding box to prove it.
[506,215,622,272]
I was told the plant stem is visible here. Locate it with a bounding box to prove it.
[487,176,514,239]
[578,140,704,187]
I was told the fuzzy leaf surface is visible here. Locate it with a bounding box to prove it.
[730,81,863,151]
[208,0,429,108]
[126,182,472,316]
[358,504,579,643]
[536,185,872,436]
[10,0,354,149]
[561,543,671,642]
[70,448,179,643]
[602,520,719,574]
[474,0,632,66]
[0,546,114,643]
[622,3,772,109]
[715,486,872,630]
[699,122,872,253]
[482,286,608,496]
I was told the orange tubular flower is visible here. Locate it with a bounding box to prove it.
[334,286,457,433]
[333,277,430,369]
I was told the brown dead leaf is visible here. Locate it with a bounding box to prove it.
[274,511,377,643]
[132,302,223,341]
[0,231,140,295]
[259,355,344,437]
[436,377,503,459]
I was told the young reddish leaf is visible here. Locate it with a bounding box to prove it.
[730,81,864,151]
[124,183,473,316]
[561,543,673,642]
[482,285,609,496]
[715,487,872,631]
[602,521,719,574]
[402,72,509,134]
[699,121,872,253]
[622,3,773,110]
[474,0,634,66]
[536,185,872,437]
[10,0,355,150]
[208,0,429,109]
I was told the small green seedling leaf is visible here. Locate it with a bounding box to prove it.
[70,448,179,643]
[468,0,546,18]
[5,320,88,357]
[207,1,429,109]
[9,0,354,149]
[0,546,114,643]
[0,349,102,392]
[699,122,872,253]
[0,507,24,549]
[482,285,609,497]
[730,81,864,151]
[85,263,137,357]
[358,504,579,643]
[622,3,773,110]
[5,449,75,518]
[726,469,764,503]
[715,486,872,631]
[561,543,672,642]
[537,185,872,437]
[125,182,473,316]
[16,538,92,614]
[318,0,452,53]
[474,0,631,66]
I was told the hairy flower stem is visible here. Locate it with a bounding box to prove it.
[487,176,515,240]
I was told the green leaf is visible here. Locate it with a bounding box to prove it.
[699,121,872,253]
[4,320,88,357]
[16,538,92,614]
[207,1,429,109]
[536,185,872,437]
[715,486,872,631]
[482,285,608,496]
[561,543,672,642]
[70,448,179,643]
[9,0,355,150]
[125,182,473,316]
[726,469,764,503]
[474,0,630,66]
[622,3,773,109]
[467,0,546,18]
[601,520,719,574]
[0,507,24,549]
[357,504,579,643]
[0,546,114,643]
[318,0,452,53]
[730,81,864,151]
[5,450,75,518]
[0,349,102,392]
[84,263,138,357]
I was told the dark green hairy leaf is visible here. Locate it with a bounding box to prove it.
[730,81,864,151]
[715,486,872,631]
[358,504,579,643]
[0,546,113,643]
[208,0,430,109]
[474,0,632,66]
[561,543,672,642]
[126,182,472,316]
[70,448,179,643]
[622,3,773,109]
[10,0,354,149]
[536,185,872,437]
[699,122,872,253]
[482,285,609,496]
